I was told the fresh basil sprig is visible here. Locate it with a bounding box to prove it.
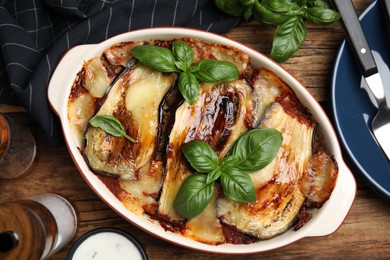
[215,0,340,62]
[131,42,239,104]
[192,59,239,83]
[174,128,283,219]
[89,115,136,143]
[131,45,177,72]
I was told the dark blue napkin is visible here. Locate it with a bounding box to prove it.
[0,0,240,143]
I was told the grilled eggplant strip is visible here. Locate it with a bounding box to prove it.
[83,63,177,180]
[118,67,180,216]
[103,41,144,67]
[300,147,338,208]
[83,63,178,215]
[84,56,115,98]
[68,55,124,148]
[158,80,255,244]
[158,79,255,219]
[218,102,315,239]
[158,80,254,244]
[156,83,183,163]
[68,88,96,149]
[250,68,296,128]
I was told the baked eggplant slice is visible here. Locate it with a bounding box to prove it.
[250,68,296,128]
[68,86,96,149]
[68,56,123,148]
[218,102,316,239]
[301,146,338,208]
[158,79,255,244]
[103,41,144,67]
[83,63,177,181]
[84,56,118,98]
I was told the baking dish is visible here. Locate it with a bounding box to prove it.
[48,27,356,254]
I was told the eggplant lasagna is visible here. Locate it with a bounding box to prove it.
[67,38,337,245]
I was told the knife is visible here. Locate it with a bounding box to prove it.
[360,51,390,109]
[333,0,390,160]
[380,0,390,31]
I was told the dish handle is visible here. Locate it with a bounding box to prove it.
[47,44,93,117]
[306,161,356,237]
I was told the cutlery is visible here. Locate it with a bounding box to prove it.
[333,0,390,160]
[360,51,390,109]
[380,0,390,31]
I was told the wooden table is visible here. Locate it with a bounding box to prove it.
[1,0,390,258]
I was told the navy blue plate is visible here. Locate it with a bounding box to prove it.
[332,0,390,199]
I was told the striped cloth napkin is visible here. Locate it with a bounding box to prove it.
[0,0,240,143]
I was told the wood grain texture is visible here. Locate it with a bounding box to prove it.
[2,0,390,259]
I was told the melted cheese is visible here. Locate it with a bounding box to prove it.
[125,70,172,145]
[84,57,111,98]
[184,192,225,245]
[68,93,95,148]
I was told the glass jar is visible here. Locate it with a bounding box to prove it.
[0,113,37,179]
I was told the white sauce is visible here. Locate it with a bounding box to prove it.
[71,232,144,260]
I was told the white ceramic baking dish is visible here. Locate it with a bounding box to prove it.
[47,27,356,254]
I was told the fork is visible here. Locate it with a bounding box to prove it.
[333,0,390,160]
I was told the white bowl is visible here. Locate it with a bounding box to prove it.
[48,27,356,254]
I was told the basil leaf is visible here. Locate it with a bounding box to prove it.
[174,174,214,219]
[304,7,340,25]
[214,0,247,17]
[182,140,219,173]
[294,0,308,6]
[219,155,237,171]
[306,0,330,8]
[220,168,256,203]
[178,72,200,105]
[263,0,302,16]
[131,45,177,72]
[253,2,292,25]
[270,16,306,63]
[206,168,223,184]
[243,6,253,21]
[229,128,283,173]
[240,0,255,7]
[193,59,239,83]
[89,115,136,142]
[188,66,200,73]
[172,42,194,72]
